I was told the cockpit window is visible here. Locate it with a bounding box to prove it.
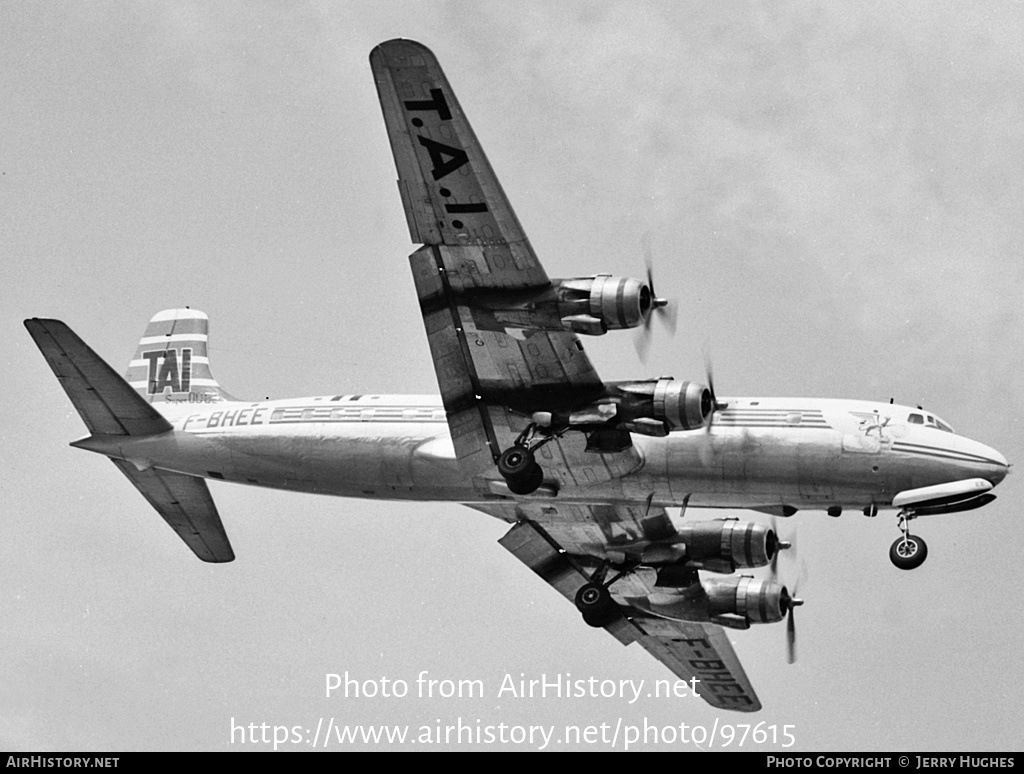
[907,412,954,432]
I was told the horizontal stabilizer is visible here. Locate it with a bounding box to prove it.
[111,459,235,563]
[25,318,172,437]
[26,317,234,562]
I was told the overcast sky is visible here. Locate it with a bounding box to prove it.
[4,1,1023,751]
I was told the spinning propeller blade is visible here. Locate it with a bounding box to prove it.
[635,234,676,362]
[783,580,804,665]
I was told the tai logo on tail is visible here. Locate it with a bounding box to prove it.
[124,308,234,404]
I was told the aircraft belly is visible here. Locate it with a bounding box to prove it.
[796,430,841,501]
[238,435,465,499]
[189,424,471,500]
[658,428,869,507]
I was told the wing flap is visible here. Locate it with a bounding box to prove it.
[25,318,172,437]
[498,520,637,647]
[409,246,610,484]
[111,459,235,563]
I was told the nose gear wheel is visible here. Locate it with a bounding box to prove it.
[890,509,928,570]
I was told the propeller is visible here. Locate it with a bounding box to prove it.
[782,582,804,664]
[635,234,678,362]
[768,514,796,582]
[695,354,727,467]
[702,349,729,432]
[767,513,804,663]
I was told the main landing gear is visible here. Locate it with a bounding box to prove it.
[575,583,619,627]
[497,446,544,495]
[497,422,563,495]
[573,562,630,627]
[573,561,626,630]
[890,509,928,570]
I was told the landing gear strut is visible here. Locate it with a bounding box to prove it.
[890,509,928,570]
[497,422,561,495]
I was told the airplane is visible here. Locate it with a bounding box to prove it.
[24,39,1009,714]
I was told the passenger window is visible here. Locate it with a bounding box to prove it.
[908,413,924,424]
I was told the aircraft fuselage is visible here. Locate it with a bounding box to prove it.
[71,393,1009,515]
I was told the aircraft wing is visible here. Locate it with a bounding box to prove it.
[371,39,614,488]
[370,38,546,282]
[480,505,762,713]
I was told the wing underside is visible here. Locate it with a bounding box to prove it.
[485,507,761,712]
[372,40,759,712]
[371,39,621,488]
[370,38,546,282]
[484,507,762,713]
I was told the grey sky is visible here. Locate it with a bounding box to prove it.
[3,1,1022,751]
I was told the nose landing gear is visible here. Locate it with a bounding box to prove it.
[890,510,928,570]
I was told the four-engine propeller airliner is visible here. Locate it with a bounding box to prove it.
[25,39,1009,713]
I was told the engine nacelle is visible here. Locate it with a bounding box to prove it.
[556,274,652,333]
[677,520,779,572]
[704,577,792,625]
[616,377,711,431]
[635,573,796,628]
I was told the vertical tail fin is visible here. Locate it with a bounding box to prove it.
[125,309,237,404]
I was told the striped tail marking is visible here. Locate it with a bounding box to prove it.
[125,309,235,404]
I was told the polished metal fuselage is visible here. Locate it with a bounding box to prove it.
[75,394,1008,515]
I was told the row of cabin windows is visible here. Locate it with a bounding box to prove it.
[270,407,446,422]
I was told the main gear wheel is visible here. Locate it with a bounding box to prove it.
[497,446,544,495]
[574,582,619,627]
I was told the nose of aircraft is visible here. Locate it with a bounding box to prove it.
[957,437,1010,486]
